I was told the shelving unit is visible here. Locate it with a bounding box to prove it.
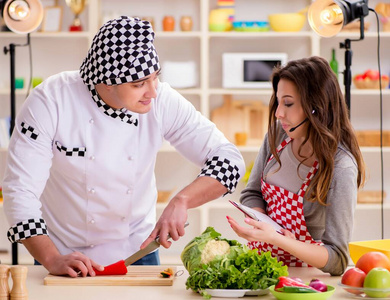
[0,0,389,265]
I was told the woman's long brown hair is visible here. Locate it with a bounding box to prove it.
[268,56,365,205]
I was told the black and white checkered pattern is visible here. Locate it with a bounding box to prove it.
[7,218,48,243]
[55,141,86,157]
[80,16,160,86]
[198,156,240,193]
[20,122,39,140]
[88,85,138,126]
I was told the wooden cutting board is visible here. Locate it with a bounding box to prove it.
[43,266,177,286]
[211,95,268,146]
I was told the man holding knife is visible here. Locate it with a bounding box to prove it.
[3,16,245,277]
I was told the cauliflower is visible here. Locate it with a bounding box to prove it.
[181,227,244,273]
[201,240,230,264]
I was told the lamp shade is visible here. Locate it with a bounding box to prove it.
[308,0,369,37]
[3,0,44,34]
[308,0,348,37]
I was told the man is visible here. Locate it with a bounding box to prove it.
[3,16,245,277]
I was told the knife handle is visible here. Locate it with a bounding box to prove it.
[155,221,189,244]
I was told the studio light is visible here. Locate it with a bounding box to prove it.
[308,0,369,113]
[8,0,30,20]
[308,0,369,37]
[1,0,43,265]
[3,0,43,34]
[307,0,369,37]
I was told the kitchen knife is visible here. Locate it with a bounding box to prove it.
[124,222,189,266]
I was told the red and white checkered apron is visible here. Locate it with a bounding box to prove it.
[248,137,323,267]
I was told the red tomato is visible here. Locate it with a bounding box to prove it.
[356,251,390,274]
[341,267,366,295]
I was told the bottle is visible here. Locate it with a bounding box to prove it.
[330,48,338,77]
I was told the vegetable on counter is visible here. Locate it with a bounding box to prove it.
[181,227,289,296]
[279,286,319,293]
[160,268,174,278]
[275,276,319,293]
[309,278,328,292]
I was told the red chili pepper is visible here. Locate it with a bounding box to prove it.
[93,260,128,276]
[275,276,318,292]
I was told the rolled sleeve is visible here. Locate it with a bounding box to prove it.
[7,218,49,243]
[198,156,241,193]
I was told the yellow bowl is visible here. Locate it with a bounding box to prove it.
[268,13,306,32]
[349,239,390,265]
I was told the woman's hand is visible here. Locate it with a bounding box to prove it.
[227,215,294,244]
[281,228,296,239]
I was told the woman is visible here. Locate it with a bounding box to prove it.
[227,56,365,276]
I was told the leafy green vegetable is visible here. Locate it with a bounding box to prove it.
[181,227,289,295]
[181,226,244,273]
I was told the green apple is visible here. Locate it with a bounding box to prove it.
[363,267,390,298]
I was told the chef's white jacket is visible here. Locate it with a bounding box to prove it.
[3,71,245,265]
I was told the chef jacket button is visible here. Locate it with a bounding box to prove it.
[127,189,132,194]
[89,188,95,194]
[89,119,94,124]
[90,156,95,160]
[121,217,126,222]
[90,219,95,224]
[128,156,134,161]
[90,244,94,248]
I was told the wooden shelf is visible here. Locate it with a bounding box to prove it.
[208,31,313,38]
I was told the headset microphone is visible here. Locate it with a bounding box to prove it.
[289,118,308,132]
[288,109,315,133]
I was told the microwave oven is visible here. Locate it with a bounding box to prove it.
[222,52,288,89]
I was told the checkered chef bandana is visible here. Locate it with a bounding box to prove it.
[80,16,160,86]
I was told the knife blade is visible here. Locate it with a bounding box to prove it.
[124,222,189,266]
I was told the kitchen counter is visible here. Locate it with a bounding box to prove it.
[6,265,353,299]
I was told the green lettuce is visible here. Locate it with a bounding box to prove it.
[181,227,289,295]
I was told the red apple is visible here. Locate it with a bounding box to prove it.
[354,74,364,81]
[341,267,366,295]
[363,69,380,80]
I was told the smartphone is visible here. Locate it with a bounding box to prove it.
[229,200,284,234]
[229,200,259,220]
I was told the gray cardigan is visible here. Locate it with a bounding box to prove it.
[240,129,358,276]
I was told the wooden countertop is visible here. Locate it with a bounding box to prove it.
[5,265,354,299]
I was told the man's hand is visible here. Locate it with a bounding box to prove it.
[141,176,227,249]
[21,235,104,277]
[45,251,104,278]
[141,195,188,249]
